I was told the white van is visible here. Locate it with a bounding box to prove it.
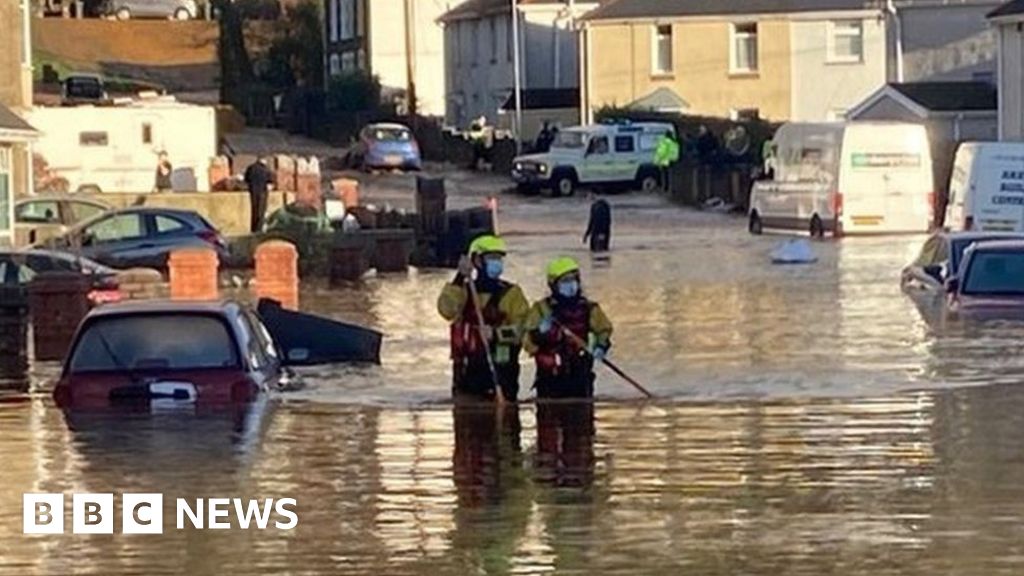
[511,121,673,196]
[945,142,1024,232]
[749,122,934,237]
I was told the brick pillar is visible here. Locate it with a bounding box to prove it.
[0,286,29,378]
[169,248,219,301]
[255,240,299,310]
[333,178,360,208]
[28,272,91,362]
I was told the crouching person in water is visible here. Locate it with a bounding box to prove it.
[438,235,529,401]
[524,257,613,399]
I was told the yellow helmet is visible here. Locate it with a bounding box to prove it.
[468,234,507,256]
[546,256,580,283]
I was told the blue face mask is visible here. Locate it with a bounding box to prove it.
[484,258,504,279]
[557,279,580,299]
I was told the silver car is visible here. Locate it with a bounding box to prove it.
[107,0,197,20]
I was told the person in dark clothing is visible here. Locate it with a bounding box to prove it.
[244,158,273,233]
[583,192,611,252]
[154,151,173,192]
[535,121,554,153]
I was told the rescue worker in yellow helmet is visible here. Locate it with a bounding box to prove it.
[437,235,530,401]
[523,257,613,399]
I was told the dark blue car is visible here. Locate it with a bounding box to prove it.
[901,231,1024,296]
[39,207,230,270]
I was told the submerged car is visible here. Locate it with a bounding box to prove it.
[947,240,1024,316]
[348,123,422,171]
[902,231,1024,296]
[53,300,285,410]
[0,248,121,304]
[40,206,229,270]
[14,195,110,246]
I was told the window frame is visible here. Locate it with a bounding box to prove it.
[614,135,636,153]
[651,23,674,76]
[827,19,864,64]
[730,22,759,74]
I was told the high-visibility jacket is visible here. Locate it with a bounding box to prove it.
[523,296,613,373]
[654,136,680,167]
[438,279,529,365]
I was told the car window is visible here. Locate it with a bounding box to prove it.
[963,251,1024,295]
[69,315,240,372]
[16,201,61,224]
[154,215,188,235]
[588,136,609,155]
[86,214,145,243]
[639,134,660,151]
[0,258,33,285]
[25,254,78,273]
[614,136,635,153]
[70,202,106,223]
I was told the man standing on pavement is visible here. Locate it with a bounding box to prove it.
[154,151,173,192]
[524,257,613,399]
[437,235,530,402]
[654,130,680,193]
[244,157,273,233]
[583,192,612,253]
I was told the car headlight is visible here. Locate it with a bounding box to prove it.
[514,162,523,171]
[538,164,548,174]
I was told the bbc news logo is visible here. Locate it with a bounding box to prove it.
[23,494,298,534]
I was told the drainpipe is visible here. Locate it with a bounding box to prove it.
[512,0,523,153]
[553,20,560,88]
[886,0,904,82]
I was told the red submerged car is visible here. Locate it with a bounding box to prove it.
[947,240,1024,318]
[53,300,287,410]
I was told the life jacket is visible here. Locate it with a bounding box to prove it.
[534,296,593,376]
[451,281,512,363]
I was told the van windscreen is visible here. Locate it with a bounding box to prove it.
[553,132,586,149]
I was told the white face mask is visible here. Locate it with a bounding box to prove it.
[557,279,580,298]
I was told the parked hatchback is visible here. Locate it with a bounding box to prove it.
[348,123,422,171]
[947,240,1024,317]
[105,0,197,20]
[53,300,284,410]
[901,231,1024,296]
[40,207,229,270]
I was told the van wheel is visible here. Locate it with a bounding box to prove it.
[637,170,660,193]
[552,171,576,197]
[749,211,763,235]
[115,6,130,19]
[809,215,825,239]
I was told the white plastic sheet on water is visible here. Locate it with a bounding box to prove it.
[771,239,818,264]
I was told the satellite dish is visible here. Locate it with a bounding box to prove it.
[724,126,751,158]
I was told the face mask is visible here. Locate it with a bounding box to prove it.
[557,279,580,299]
[484,258,504,279]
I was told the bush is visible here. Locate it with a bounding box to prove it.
[326,72,382,113]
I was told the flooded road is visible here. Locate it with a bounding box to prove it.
[4,187,1024,574]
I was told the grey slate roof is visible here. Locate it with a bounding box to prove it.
[892,81,996,112]
[0,104,35,136]
[584,0,880,21]
[989,0,1024,19]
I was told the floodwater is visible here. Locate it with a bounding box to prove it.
[4,191,1024,575]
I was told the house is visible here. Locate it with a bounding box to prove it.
[579,0,1003,124]
[439,0,598,129]
[848,81,997,210]
[989,0,1024,139]
[323,0,466,117]
[0,0,36,247]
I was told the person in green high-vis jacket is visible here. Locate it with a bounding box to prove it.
[653,130,680,192]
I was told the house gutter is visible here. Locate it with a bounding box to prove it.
[886,0,905,82]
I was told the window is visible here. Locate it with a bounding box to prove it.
[653,24,673,74]
[506,15,513,62]
[329,0,338,42]
[155,215,187,235]
[357,48,366,70]
[639,134,660,151]
[0,148,9,234]
[587,136,609,155]
[69,315,240,372]
[490,16,498,63]
[15,201,61,224]
[340,0,355,41]
[614,135,635,153]
[80,132,108,147]
[69,201,105,223]
[342,52,356,72]
[731,23,758,73]
[356,0,365,37]
[85,214,144,244]
[142,123,153,145]
[828,20,863,63]
[731,108,760,121]
[472,20,480,65]
[329,54,341,77]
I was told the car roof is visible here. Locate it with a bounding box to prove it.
[944,231,1024,242]
[368,123,410,131]
[85,299,244,319]
[967,239,1024,252]
[0,247,112,267]
[16,195,110,207]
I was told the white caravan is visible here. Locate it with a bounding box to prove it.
[749,122,934,237]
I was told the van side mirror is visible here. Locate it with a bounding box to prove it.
[945,277,959,294]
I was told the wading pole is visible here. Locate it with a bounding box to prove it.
[557,323,654,399]
[467,278,506,405]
